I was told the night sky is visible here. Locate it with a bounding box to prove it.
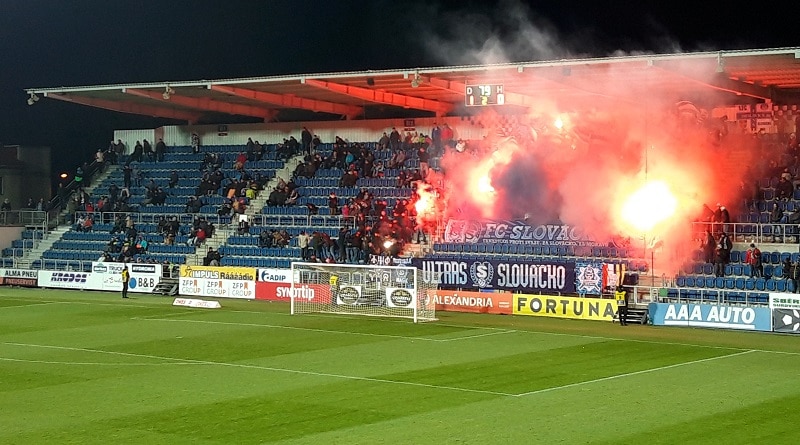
[0,0,796,176]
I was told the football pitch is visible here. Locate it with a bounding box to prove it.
[1,288,799,444]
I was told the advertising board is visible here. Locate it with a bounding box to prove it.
[648,303,772,331]
[179,265,256,300]
[513,294,617,321]
[429,290,512,315]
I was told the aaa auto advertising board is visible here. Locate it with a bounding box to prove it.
[87,262,162,293]
[429,290,513,315]
[648,303,772,331]
[179,265,256,300]
[255,268,330,303]
[412,258,575,294]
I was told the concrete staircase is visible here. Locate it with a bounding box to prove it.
[13,225,71,268]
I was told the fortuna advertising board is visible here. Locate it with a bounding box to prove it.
[87,262,162,293]
[179,265,256,300]
[37,271,92,290]
[413,258,575,293]
[429,290,513,315]
[0,268,38,287]
[513,294,617,321]
[648,303,772,332]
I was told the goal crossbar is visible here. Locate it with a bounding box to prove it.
[290,262,436,323]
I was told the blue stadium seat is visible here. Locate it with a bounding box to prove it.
[777,280,788,292]
[755,278,766,291]
[730,251,741,263]
[724,278,734,289]
[676,276,686,287]
[767,279,777,291]
[735,278,745,290]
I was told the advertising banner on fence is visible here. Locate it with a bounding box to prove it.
[0,268,38,287]
[413,258,575,294]
[179,265,256,300]
[513,294,616,321]
[443,219,605,247]
[648,303,772,331]
[769,293,800,310]
[37,271,92,290]
[86,262,162,293]
[429,290,513,315]
[769,293,800,334]
[255,268,331,303]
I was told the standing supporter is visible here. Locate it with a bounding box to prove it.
[191,133,201,154]
[155,138,166,162]
[744,243,763,278]
[143,139,154,161]
[301,127,313,155]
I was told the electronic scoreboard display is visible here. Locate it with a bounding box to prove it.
[465,84,504,106]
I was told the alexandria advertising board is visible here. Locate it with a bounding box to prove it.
[429,290,513,315]
[255,268,330,303]
[413,258,575,294]
[648,303,772,332]
[179,265,256,300]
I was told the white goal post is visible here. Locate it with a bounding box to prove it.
[290,262,437,323]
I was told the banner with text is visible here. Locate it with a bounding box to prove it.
[37,271,92,290]
[255,267,331,303]
[513,294,617,321]
[648,303,772,331]
[430,290,512,315]
[0,268,38,287]
[179,265,256,300]
[87,262,162,293]
[413,258,575,294]
[443,219,605,247]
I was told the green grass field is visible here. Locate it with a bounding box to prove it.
[1,287,799,444]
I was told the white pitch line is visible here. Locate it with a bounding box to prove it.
[437,330,517,342]
[0,301,67,310]
[133,317,449,342]
[2,341,513,398]
[513,350,756,397]
[0,357,201,366]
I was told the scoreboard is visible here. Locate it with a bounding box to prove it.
[465,84,504,106]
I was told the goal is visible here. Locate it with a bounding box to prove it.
[290,262,437,323]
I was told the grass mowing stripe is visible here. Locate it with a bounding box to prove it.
[0,357,202,366]
[135,317,446,342]
[135,316,515,343]
[513,349,756,397]
[0,301,66,309]
[3,341,515,397]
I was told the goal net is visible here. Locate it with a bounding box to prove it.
[290,262,437,323]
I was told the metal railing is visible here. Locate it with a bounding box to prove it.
[691,221,800,244]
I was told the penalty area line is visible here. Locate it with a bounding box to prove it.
[513,349,756,397]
